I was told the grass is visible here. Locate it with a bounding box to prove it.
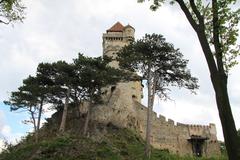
[0,128,227,160]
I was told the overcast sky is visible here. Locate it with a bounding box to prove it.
[0,0,239,148]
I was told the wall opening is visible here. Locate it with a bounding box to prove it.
[188,135,208,157]
[132,95,137,99]
[111,86,116,92]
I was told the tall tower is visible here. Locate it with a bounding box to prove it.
[102,22,143,103]
[103,22,135,68]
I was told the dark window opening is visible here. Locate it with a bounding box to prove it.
[101,90,107,95]
[188,135,208,157]
[111,86,116,92]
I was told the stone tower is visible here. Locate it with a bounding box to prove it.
[102,22,135,68]
[102,22,143,102]
[90,22,220,157]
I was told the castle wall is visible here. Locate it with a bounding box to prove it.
[133,101,221,157]
[102,31,133,68]
[102,25,142,102]
[91,81,141,128]
[92,22,221,157]
[90,94,220,157]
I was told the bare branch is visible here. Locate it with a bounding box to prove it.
[0,19,10,24]
[203,3,210,17]
[189,0,204,25]
[175,0,199,31]
[212,0,225,74]
[176,0,218,75]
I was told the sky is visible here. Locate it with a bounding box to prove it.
[0,0,240,149]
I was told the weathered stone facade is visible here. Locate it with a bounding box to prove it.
[90,22,221,157]
[133,102,220,157]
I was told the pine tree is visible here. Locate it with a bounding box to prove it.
[117,33,198,158]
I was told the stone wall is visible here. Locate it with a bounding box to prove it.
[91,81,142,128]
[88,86,220,157]
[102,24,143,102]
[94,22,221,157]
[133,101,220,156]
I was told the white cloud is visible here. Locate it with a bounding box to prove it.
[0,111,6,152]
[0,111,25,152]
[0,139,5,153]
[1,125,23,144]
[1,125,11,137]
[0,0,239,142]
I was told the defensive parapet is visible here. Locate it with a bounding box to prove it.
[92,22,221,157]
[133,101,220,157]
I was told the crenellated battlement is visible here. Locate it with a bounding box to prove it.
[92,22,221,157]
[134,101,217,134]
[131,100,220,156]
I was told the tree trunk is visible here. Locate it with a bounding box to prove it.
[145,69,156,159]
[31,112,37,133]
[197,29,240,160]
[211,74,240,160]
[175,1,240,159]
[145,80,153,159]
[59,89,70,132]
[36,100,43,142]
[30,107,37,143]
[83,102,91,136]
[211,1,240,158]
[196,18,240,160]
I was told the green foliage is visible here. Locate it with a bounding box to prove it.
[117,33,198,99]
[117,33,198,158]
[40,135,72,151]
[0,0,25,24]
[188,0,240,73]
[3,75,51,133]
[0,128,227,160]
[139,0,240,73]
[4,76,44,111]
[219,141,227,157]
[73,53,125,104]
[37,61,78,110]
[37,54,124,108]
[138,1,240,159]
[4,53,125,135]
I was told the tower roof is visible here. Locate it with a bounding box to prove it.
[125,24,135,31]
[107,22,125,32]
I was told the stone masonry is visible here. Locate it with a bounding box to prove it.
[89,22,221,157]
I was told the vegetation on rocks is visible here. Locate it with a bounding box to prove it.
[0,123,227,160]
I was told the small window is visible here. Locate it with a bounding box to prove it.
[111,86,116,92]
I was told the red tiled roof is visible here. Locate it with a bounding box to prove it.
[107,22,124,32]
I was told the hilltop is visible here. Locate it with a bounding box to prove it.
[0,107,227,160]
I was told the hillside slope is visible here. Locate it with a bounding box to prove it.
[0,108,227,160]
[0,127,227,160]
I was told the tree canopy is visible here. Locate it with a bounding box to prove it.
[4,53,125,136]
[117,33,198,158]
[0,0,25,24]
[138,0,240,159]
[144,0,240,74]
[4,75,50,142]
[73,54,125,135]
[118,33,198,98]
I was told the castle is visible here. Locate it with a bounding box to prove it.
[88,22,221,157]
